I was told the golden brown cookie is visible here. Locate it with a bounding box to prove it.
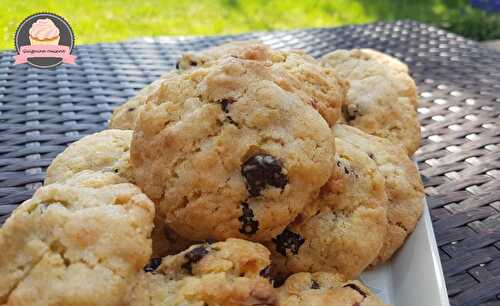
[177,41,346,126]
[131,56,335,242]
[45,129,134,184]
[109,42,345,130]
[268,138,388,279]
[321,48,420,155]
[127,238,276,306]
[0,172,154,306]
[108,75,172,130]
[44,129,192,258]
[334,125,424,264]
[277,272,389,306]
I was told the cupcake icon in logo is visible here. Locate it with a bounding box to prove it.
[14,13,76,69]
[29,18,60,46]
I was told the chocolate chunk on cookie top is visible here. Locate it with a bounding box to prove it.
[131,55,335,242]
[272,229,305,256]
[239,202,260,235]
[242,154,288,197]
[181,245,210,274]
[127,239,277,306]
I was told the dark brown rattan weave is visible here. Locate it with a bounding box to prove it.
[0,21,499,305]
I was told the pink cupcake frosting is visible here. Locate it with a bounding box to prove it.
[29,18,60,40]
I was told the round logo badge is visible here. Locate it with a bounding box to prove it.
[14,13,76,69]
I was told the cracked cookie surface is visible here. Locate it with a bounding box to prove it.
[131,56,335,241]
[320,48,420,155]
[127,238,277,306]
[177,41,346,126]
[108,75,173,130]
[268,138,388,279]
[334,125,424,264]
[45,129,134,184]
[277,272,388,306]
[0,172,154,306]
[44,129,192,258]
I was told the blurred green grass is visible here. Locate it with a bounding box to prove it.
[2,0,500,50]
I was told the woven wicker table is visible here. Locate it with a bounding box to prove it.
[0,21,499,306]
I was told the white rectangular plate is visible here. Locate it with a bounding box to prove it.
[360,202,450,306]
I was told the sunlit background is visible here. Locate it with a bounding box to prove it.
[2,0,500,50]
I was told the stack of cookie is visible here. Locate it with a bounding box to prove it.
[0,41,424,306]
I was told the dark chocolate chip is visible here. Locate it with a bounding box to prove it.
[175,60,180,70]
[128,107,135,112]
[259,265,272,279]
[204,239,217,245]
[367,152,375,160]
[343,283,367,297]
[190,60,198,66]
[219,98,235,113]
[143,257,162,272]
[336,159,354,176]
[181,246,209,274]
[272,274,288,288]
[311,279,321,289]
[238,202,259,235]
[241,154,288,197]
[225,116,239,127]
[342,104,359,122]
[272,229,305,256]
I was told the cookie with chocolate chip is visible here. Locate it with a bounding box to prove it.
[131,56,335,241]
[127,238,277,306]
[268,138,388,279]
[177,41,346,126]
[321,48,420,155]
[277,272,388,306]
[0,171,155,306]
[109,41,345,131]
[334,124,424,265]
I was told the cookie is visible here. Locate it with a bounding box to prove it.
[320,48,420,155]
[44,129,192,258]
[0,171,155,305]
[45,129,134,184]
[177,41,346,126]
[151,215,194,258]
[131,56,335,242]
[108,75,171,130]
[277,272,388,306]
[268,138,388,279]
[334,124,424,264]
[354,48,410,75]
[127,238,277,306]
